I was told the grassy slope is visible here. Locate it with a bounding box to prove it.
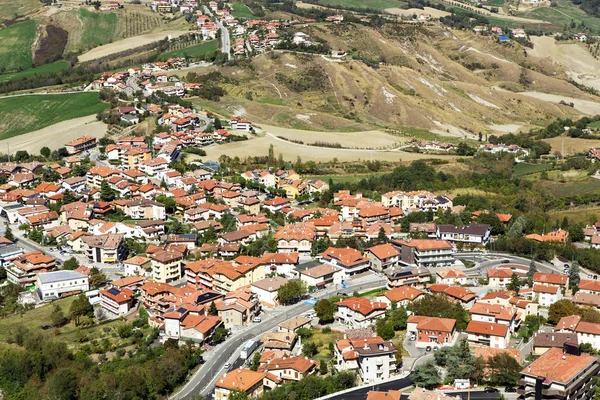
[0,93,108,140]
[512,163,552,177]
[0,0,41,23]
[230,2,255,19]
[0,19,37,72]
[79,8,118,50]
[158,40,217,59]
[522,0,600,32]
[0,61,69,82]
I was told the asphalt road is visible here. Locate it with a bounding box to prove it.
[171,277,387,400]
[203,6,231,60]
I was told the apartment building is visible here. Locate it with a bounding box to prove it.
[215,368,266,400]
[274,222,316,256]
[319,247,370,279]
[466,320,510,349]
[470,302,521,334]
[150,250,184,283]
[392,239,455,268]
[100,287,135,316]
[336,297,387,328]
[365,243,400,272]
[82,233,125,264]
[406,315,457,348]
[334,336,397,383]
[6,251,56,286]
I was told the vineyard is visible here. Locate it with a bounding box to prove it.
[116,11,163,38]
[159,39,218,59]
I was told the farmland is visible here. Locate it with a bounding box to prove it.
[0,93,108,140]
[0,61,69,82]
[521,0,600,33]
[159,40,218,60]
[230,2,255,19]
[512,163,553,177]
[531,169,600,197]
[0,0,41,23]
[0,19,36,72]
[78,8,118,51]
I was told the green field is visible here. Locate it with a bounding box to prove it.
[0,92,108,140]
[0,0,41,23]
[316,0,406,10]
[533,170,600,197]
[513,163,553,177]
[230,2,255,19]
[522,0,600,32]
[0,19,37,72]
[79,8,119,50]
[0,61,70,82]
[158,40,218,60]
[588,121,600,129]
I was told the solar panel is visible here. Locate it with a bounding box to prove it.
[107,287,120,296]
[177,307,187,314]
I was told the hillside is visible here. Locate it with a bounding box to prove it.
[191,23,593,139]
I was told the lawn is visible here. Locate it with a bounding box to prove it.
[357,288,387,298]
[0,92,108,140]
[548,206,600,225]
[79,8,118,50]
[230,2,255,19]
[0,296,76,342]
[512,163,553,177]
[303,327,344,362]
[316,0,406,10]
[522,0,600,32]
[0,61,70,82]
[0,19,37,72]
[158,40,218,60]
[588,121,600,129]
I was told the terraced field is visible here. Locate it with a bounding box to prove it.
[0,19,36,72]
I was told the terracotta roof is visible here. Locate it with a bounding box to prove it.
[466,320,508,337]
[392,239,453,251]
[258,355,319,374]
[407,315,456,332]
[521,347,597,384]
[382,286,424,303]
[532,283,560,294]
[556,315,582,331]
[579,279,600,293]
[336,297,387,316]
[366,243,400,260]
[366,391,402,400]
[216,368,266,391]
[575,321,600,335]
[533,272,568,286]
[320,247,369,267]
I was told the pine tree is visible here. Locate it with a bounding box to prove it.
[4,225,14,242]
[100,180,116,201]
[208,301,218,316]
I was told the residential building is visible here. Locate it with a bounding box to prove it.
[278,316,312,333]
[251,276,288,305]
[533,284,562,307]
[300,263,343,288]
[517,345,600,400]
[533,332,578,355]
[365,243,400,272]
[436,269,468,285]
[436,224,491,244]
[36,270,89,300]
[6,251,56,286]
[258,355,319,382]
[100,287,135,316]
[163,307,222,343]
[150,250,184,283]
[470,302,520,333]
[334,336,397,383]
[466,320,510,349]
[319,247,370,279]
[392,239,455,268]
[65,136,97,154]
[384,266,431,288]
[406,315,457,348]
[336,297,387,328]
[375,286,425,308]
[82,233,125,264]
[274,222,316,256]
[215,368,266,400]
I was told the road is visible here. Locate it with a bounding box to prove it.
[171,277,387,400]
[203,6,231,59]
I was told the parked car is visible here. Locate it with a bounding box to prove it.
[425,346,432,352]
[484,387,499,393]
[252,317,261,323]
[224,362,232,370]
[433,346,439,351]
[410,335,416,341]
[501,259,510,263]
[505,387,517,393]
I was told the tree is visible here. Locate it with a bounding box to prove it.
[70,294,93,327]
[548,299,577,325]
[376,321,395,340]
[296,327,313,339]
[214,117,222,130]
[319,360,328,375]
[527,259,537,287]
[208,301,218,316]
[100,180,116,202]
[211,327,229,343]
[570,262,581,292]
[411,361,442,389]
[315,299,334,323]
[40,147,51,159]
[156,194,177,214]
[506,273,522,292]
[249,351,261,371]
[89,267,107,288]
[227,390,251,400]
[63,257,79,271]
[377,226,389,244]
[569,223,585,243]
[302,341,318,357]
[51,304,68,327]
[3,225,14,242]
[487,352,522,386]
[47,368,78,400]
[219,213,237,232]
[277,280,306,305]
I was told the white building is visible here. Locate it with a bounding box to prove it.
[334,336,397,383]
[36,271,90,300]
[251,277,288,305]
[466,320,510,349]
[533,284,562,307]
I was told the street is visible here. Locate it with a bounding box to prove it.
[171,276,387,400]
[203,5,231,60]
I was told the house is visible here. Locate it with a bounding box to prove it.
[437,224,491,245]
[579,279,600,295]
[6,251,56,286]
[406,315,457,348]
[533,272,568,288]
[336,297,387,328]
[123,255,152,277]
[124,199,166,220]
[299,263,344,288]
[251,276,288,305]
[163,307,222,343]
[258,355,319,382]
[275,222,316,256]
[533,284,562,307]
[261,331,297,352]
[517,345,600,400]
[36,270,89,300]
[375,286,425,308]
[470,302,520,333]
[392,239,455,268]
[334,336,397,383]
[214,368,266,400]
[216,289,260,329]
[319,247,370,279]
[525,229,569,243]
[533,332,578,355]
[556,316,600,350]
[367,391,402,400]
[436,269,468,285]
[384,266,431,289]
[573,292,600,310]
[100,287,135,316]
[427,284,477,305]
[466,320,510,349]
[278,316,312,333]
[365,243,400,272]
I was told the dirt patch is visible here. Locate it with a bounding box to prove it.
[517,91,600,115]
[0,114,106,154]
[34,25,68,65]
[384,7,450,18]
[197,134,458,162]
[78,30,190,62]
[528,36,600,91]
[543,136,600,156]
[488,124,525,133]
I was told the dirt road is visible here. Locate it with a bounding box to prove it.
[384,7,450,18]
[517,91,600,115]
[78,30,190,62]
[528,36,600,91]
[0,115,106,154]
